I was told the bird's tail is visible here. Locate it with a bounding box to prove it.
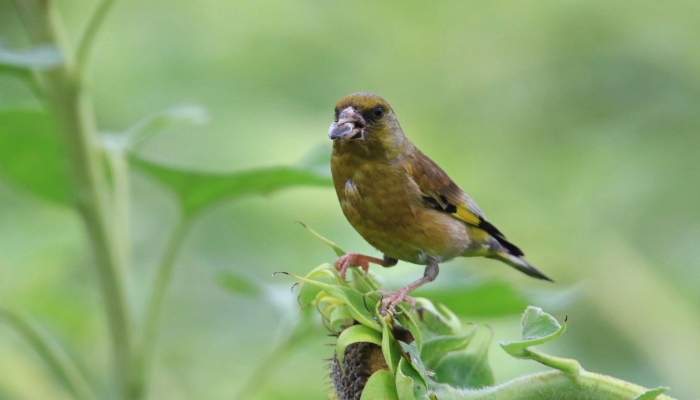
[489,252,553,282]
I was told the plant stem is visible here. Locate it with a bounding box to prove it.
[0,309,94,400]
[233,343,293,400]
[233,308,315,400]
[132,216,191,399]
[107,149,133,276]
[76,0,118,75]
[12,1,133,398]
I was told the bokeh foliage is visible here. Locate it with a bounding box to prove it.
[1,0,699,399]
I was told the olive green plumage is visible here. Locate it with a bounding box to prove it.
[328,92,551,290]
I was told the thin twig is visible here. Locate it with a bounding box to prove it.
[0,309,94,400]
[106,149,133,275]
[75,0,117,74]
[131,216,191,399]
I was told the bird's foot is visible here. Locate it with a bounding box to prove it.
[376,288,416,316]
[333,253,382,280]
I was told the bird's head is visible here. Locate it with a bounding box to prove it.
[328,93,406,157]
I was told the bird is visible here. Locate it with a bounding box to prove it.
[327,92,552,315]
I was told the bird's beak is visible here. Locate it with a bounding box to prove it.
[328,107,367,140]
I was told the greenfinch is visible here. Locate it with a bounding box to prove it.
[328,92,552,314]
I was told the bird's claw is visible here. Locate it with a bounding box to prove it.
[334,253,370,280]
[376,289,416,316]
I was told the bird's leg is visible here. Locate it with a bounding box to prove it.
[334,253,385,280]
[377,260,439,316]
[382,255,398,268]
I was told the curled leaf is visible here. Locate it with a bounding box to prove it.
[329,306,353,332]
[420,329,476,368]
[415,298,460,336]
[500,307,581,376]
[281,269,379,330]
[360,370,399,400]
[500,306,566,357]
[396,358,430,400]
[336,325,383,375]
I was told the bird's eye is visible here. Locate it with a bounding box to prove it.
[373,106,384,118]
[334,108,339,122]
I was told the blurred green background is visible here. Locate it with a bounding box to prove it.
[1,0,700,399]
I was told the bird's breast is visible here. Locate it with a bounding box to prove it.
[331,154,470,264]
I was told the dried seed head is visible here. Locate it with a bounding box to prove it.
[329,341,388,400]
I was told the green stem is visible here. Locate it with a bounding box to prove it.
[132,216,191,399]
[12,1,133,398]
[106,149,133,276]
[432,370,675,400]
[0,309,94,400]
[233,309,315,400]
[233,347,291,400]
[75,0,118,75]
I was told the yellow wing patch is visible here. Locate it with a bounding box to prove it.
[452,204,480,226]
[466,224,491,243]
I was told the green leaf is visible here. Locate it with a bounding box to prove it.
[633,387,669,400]
[337,285,379,325]
[396,312,423,351]
[123,104,210,152]
[350,267,377,293]
[329,306,353,332]
[395,362,416,400]
[283,270,379,330]
[431,333,495,389]
[396,358,430,400]
[381,316,402,374]
[396,362,416,400]
[415,298,461,336]
[0,42,64,69]
[420,330,475,368]
[521,306,562,341]
[500,307,581,375]
[132,156,333,216]
[399,341,428,385]
[296,263,348,308]
[360,370,399,400]
[0,109,71,206]
[216,271,263,297]
[336,325,383,375]
[500,306,566,357]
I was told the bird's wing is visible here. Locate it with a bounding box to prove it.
[405,150,484,224]
[405,151,524,256]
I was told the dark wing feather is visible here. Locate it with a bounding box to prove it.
[406,149,524,256]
